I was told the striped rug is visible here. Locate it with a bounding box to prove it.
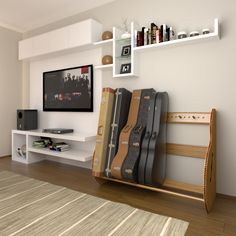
[0,170,188,235]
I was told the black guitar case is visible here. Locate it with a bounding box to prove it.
[121,89,156,182]
[105,88,132,177]
[144,92,168,186]
[138,94,156,184]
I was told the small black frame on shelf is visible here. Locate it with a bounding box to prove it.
[121,45,131,56]
[120,63,131,74]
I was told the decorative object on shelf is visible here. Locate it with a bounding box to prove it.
[102,31,113,40]
[121,45,131,56]
[120,63,131,74]
[189,31,200,37]
[17,144,26,158]
[202,28,210,35]
[120,18,131,39]
[177,31,187,39]
[43,65,93,112]
[102,55,113,65]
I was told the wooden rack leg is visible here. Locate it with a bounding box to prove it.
[204,109,216,212]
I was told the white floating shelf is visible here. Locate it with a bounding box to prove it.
[26,130,96,142]
[95,64,113,70]
[28,147,92,162]
[93,39,113,46]
[133,19,219,52]
[113,73,137,78]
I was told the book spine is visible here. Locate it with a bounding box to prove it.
[142,27,145,46]
[134,30,138,47]
[148,30,152,45]
[138,31,143,46]
[144,28,149,45]
[156,29,160,43]
[162,24,166,42]
[159,25,163,43]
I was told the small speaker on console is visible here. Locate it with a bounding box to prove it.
[17,109,38,130]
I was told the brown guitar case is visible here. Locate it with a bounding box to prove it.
[111,90,142,179]
[121,89,156,182]
[105,88,132,177]
[92,88,115,177]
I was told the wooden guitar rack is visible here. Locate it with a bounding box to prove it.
[94,109,216,213]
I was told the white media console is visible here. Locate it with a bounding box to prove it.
[12,130,96,165]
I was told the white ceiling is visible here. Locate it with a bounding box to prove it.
[0,0,116,33]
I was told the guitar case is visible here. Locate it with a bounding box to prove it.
[105,88,132,177]
[143,92,168,186]
[111,90,142,179]
[92,88,115,177]
[138,93,157,184]
[121,89,156,182]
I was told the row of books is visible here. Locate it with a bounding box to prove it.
[33,139,70,152]
[134,23,175,47]
[49,142,70,152]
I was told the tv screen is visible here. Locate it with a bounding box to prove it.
[43,65,93,112]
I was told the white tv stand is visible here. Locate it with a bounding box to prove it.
[12,130,96,165]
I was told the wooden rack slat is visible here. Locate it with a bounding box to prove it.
[166,143,207,159]
[163,179,204,194]
[167,112,211,124]
[100,176,204,202]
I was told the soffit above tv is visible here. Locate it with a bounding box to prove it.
[0,0,117,33]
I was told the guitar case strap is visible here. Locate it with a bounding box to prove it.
[105,88,132,177]
[144,92,168,186]
[138,93,157,184]
[92,88,115,177]
[121,89,156,182]
[111,90,142,179]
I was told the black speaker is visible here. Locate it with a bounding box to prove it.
[17,109,38,130]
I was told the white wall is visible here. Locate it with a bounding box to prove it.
[0,27,22,156]
[24,0,236,196]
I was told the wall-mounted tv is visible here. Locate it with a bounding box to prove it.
[43,65,93,112]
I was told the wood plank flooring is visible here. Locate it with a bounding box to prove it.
[0,156,235,236]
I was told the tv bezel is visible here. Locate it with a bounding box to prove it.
[43,64,93,112]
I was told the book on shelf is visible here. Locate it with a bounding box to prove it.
[49,142,70,152]
[151,23,158,44]
[135,21,175,47]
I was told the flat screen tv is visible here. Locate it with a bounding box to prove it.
[43,65,93,112]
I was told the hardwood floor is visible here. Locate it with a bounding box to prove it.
[0,156,235,236]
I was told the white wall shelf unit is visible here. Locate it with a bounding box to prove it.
[94,64,113,70]
[93,38,113,46]
[19,19,102,60]
[133,19,219,52]
[12,130,96,164]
